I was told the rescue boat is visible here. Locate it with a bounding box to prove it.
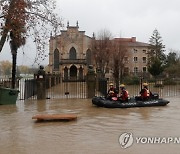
[92,93,169,108]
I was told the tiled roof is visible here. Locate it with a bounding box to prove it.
[120,41,149,47]
[113,38,149,47]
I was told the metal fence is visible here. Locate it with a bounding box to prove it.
[24,79,37,100]
[1,77,179,100]
[95,79,180,98]
[0,78,36,100]
[46,80,87,99]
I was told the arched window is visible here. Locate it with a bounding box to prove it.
[86,49,92,66]
[54,48,59,70]
[69,47,77,59]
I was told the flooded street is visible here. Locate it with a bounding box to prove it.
[0,96,180,154]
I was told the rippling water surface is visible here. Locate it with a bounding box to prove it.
[0,96,180,154]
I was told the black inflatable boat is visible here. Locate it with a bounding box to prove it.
[92,94,169,108]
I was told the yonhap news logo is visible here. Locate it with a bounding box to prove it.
[119,132,134,149]
[119,132,180,149]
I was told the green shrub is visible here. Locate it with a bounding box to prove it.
[147,78,156,83]
[123,76,140,85]
[164,78,177,85]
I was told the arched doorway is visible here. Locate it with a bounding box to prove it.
[70,65,77,79]
[64,67,68,80]
[69,47,77,59]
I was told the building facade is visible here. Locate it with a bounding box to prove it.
[49,22,93,80]
[49,23,149,80]
[113,37,149,75]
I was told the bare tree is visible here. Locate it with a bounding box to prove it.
[92,29,112,76]
[111,39,128,88]
[18,65,29,75]
[0,0,62,88]
[0,60,12,77]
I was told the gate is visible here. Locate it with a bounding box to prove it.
[46,80,87,99]
[24,79,37,100]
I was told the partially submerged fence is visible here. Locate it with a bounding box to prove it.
[46,81,87,99]
[0,78,37,100]
[0,76,179,100]
[24,79,37,100]
[0,74,62,100]
[95,79,180,98]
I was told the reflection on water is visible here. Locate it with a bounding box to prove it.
[0,96,180,154]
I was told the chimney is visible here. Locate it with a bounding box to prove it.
[132,37,136,42]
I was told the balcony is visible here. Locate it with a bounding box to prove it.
[59,59,87,65]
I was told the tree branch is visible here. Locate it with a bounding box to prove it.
[25,11,56,24]
[0,15,5,19]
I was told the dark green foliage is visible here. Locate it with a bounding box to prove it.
[166,52,178,67]
[165,63,180,78]
[123,76,140,85]
[165,51,180,78]
[149,29,166,62]
[163,78,177,85]
[148,58,164,77]
[148,29,166,77]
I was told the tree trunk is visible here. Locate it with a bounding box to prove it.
[0,0,16,53]
[115,77,119,91]
[120,69,123,83]
[0,28,9,53]
[10,36,18,89]
[11,52,17,89]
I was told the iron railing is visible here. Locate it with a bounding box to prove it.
[1,77,179,100]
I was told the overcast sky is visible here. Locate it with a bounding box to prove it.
[0,0,180,66]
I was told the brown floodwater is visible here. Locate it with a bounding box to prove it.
[0,96,180,154]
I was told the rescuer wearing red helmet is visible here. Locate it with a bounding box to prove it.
[119,84,129,102]
[140,83,152,100]
[107,83,118,100]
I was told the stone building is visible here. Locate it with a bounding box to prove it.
[49,22,93,81]
[113,37,149,76]
[49,22,149,80]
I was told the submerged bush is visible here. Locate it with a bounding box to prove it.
[123,76,140,85]
[163,78,177,85]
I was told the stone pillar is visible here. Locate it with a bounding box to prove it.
[96,68,103,91]
[77,68,79,80]
[86,65,96,98]
[68,69,70,80]
[96,68,107,96]
[36,65,46,100]
[46,73,51,89]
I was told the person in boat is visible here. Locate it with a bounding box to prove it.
[119,84,129,102]
[107,83,118,100]
[139,83,152,100]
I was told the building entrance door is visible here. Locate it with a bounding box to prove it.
[70,65,77,80]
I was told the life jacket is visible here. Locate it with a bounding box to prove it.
[121,90,129,101]
[108,88,117,97]
[142,88,150,98]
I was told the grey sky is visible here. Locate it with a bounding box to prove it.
[0,0,180,66]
